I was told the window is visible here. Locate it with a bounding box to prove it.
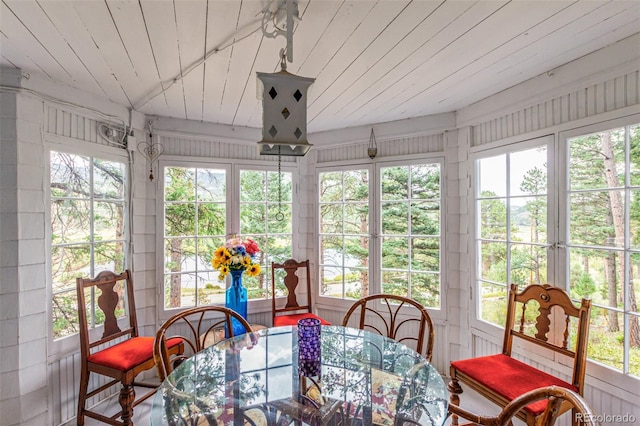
[50,151,126,339]
[318,160,443,308]
[566,124,639,376]
[239,169,293,298]
[474,121,640,378]
[381,163,442,308]
[161,164,293,310]
[319,169,370,299]
[475,144,549,326]
[163,166,227,309]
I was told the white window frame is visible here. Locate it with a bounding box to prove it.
[157,157,297,321]
[316,154,446,320]
[46,138,130,360]
[470,114,640,397]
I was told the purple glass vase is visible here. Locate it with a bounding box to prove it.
[298,318,322,377]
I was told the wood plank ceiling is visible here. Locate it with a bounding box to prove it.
[1,0,639,133]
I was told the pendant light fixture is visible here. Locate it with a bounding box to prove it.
[368,128,378,159]
[257,0,314,157]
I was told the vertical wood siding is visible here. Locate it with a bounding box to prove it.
[471,70,640,146]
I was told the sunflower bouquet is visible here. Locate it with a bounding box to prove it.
[211,236,261,281]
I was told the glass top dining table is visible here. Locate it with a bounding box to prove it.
[151,325,448,426]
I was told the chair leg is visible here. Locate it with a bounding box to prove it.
[447,376,463,426]
[77,369,90,426]
[118,382,136,426]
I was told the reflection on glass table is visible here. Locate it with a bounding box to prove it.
[151,325,448,426]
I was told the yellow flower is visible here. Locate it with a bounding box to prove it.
[215,247,231,261]
[246,263,261,277]
[242,255,252,268]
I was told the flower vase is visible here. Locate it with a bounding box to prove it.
[225,269,248,336]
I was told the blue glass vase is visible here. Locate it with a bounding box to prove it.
[225,269,248,336]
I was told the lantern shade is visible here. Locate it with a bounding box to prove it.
[257,69,314,156]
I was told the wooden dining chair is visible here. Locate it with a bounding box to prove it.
[153,305,253,381]
[76,270,183,426]
[448,284,592,426]
[341,293,435,361]
[448,385,600,426]
[271,259,331,327]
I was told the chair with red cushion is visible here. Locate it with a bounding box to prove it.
[448,385,599,426]
[448,284,591,426]
[76,270,183,426]
[271,259,330,327]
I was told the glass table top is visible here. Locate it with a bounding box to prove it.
[151,325,448,426]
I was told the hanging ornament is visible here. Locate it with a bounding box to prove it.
[137,121,164,181]
[368,128,378,159]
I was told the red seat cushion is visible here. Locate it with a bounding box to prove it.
[451,354,578,416]
[274,313,331,327]
[88,336,182,372]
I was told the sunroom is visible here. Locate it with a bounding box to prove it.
[1,1,639,425]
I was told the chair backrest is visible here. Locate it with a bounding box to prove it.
[76,270,138,357]
[153,306,253,381]
[341,294,435,361]
[448,385,600,426]
[503,284,591,393]
[271,259,313,320]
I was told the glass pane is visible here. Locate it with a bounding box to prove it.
[411,237,439,271]
[320,204,342,233]
[569,248,626,309]
[479,198,507,240]
[381,202,408,234]
[631,125,640,186]
[94,201,125,241]
[164,238,196,274]
[411,201,439,235]
[411,164,440,200]
[51,199,91,244]
[381,166,408,200]
[51,244,90,291]
[569,128,625,191]
[344,236,368,268]
[344,267,365,299]
[343,170,369,202]
[510,147,547,196]
[243,272,268,301]
[510,244,547,286]
[240,170,265,202]
[164,273,195,309]
[381,237,408,269]
[588,310,623,372]
[320,172,342,202]
[344,203,368,234]
[412,272,440,308]
[265,235,291,265]
[381,270,408,296]
[479,282,508,326]
[165,203,196,236]
[50,152,90,197]
[197,237,222,271]
[478,241,507,283]
[197,203,225,235]
[570,191,623,247]
[268,171,292,202]
[197,168,226,202]
[478,155,506,197]
[320,236,342,266]
[197,270,225,305]
[320,266,342,297]
[93,159,125,200]
[241,204,266,233]
[94,241,125,274]
[510,196,546,243]
[165,167,195,201]
[632,189,639,250]
[52,290,79,339]
[268,204,292,233]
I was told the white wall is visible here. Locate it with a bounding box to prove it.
[0,33,639,425]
